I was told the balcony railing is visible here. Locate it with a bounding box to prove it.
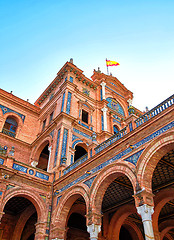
[95,94,174,154]
[95,127,127,154]
[135,94,174,127]
[2,128,16,138]
[63,153,88,175]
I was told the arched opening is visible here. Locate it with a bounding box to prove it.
[66,197,89,240]
[113,125,119,134]
[101,175,143,239]
[1,196,37,240]
[37,143,49,171]
[74,145,87,162]
[119,226,133,240]
[152,149,174,237]
[2,116,18,137]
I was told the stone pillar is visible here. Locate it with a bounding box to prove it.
[87,224,101,240]
[137,204,155,240]
[100,82,106,100]
[47,145,52,172]
[101,107,108,131]
[35,221,47,240]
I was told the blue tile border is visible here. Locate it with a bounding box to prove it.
[66,92,72,114]
[72,139,83,148]
[54,129,61,167]
[73,128,92,140]
[13,163,28,173]
[84,176,97,188]
[35,171,49,181]
[61,128,68,160]
[0,158,4,165]
[0,104,25,122]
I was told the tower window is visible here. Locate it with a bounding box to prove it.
[82,110,88,124]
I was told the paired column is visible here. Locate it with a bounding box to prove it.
[137,204,155,240]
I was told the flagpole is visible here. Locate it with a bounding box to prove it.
[106,58,109,75]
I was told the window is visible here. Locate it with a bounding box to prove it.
[113,125,119,134]
[49,112,54,123]
[2,117,18,137]
[42,119,46,131]
[82,110,88,124]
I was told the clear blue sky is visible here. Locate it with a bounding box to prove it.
[0,0,174,111]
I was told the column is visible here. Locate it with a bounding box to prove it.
[35,221,47,240]
[87,224,101,240]
[137,204,155,240]
[101,107,108,131]
[47,145,52,172]
[100,82,106,100]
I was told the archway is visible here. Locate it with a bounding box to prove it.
[0,196,37,240]
[74,144,87,162]
[151,149,174,238]
[37,143,49,170]
[113,125,119,134]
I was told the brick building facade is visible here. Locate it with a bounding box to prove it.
[0,59,174,240]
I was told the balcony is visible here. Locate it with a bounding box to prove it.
[2,128,16,138]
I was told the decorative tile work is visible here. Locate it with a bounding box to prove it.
[0,104,25,122]
[84,176,97,188]
[28,169,34,175]
[106,97,125,116]
[0,191,2,196]
[79,109,81,118]
[101,115,104,131]
[124,149,144,165]
[71,155,74,164]
[0,158,4,165]
[83,104,89,108]
[79,121,89,129]
[35,171,49,181]
[6,185,15,190]
[82,88,90,96]
[129,122,133,132]
[63,153,88,175]
[61,128,68,160]
[13,163,28,173]
[133,121,174,149]
[61,92,65,112]
[49,93,54,101]
[73,128,92,140]
[106,86,125,99]
[54,129,61,167]
[90,149,92,158]
[70,76,73,83]
[40,195,46,202]
[56,195,62,205]
[66,92,72,114]
[100,89,103,101]
[72,140,83,148]
[72,134,79,141]
[109,82,117,88]
[65,77,67,81]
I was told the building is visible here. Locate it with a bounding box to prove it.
[0,59,174,240]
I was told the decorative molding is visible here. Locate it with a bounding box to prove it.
[106,86,125,99]
[73,128,92,140]
[72,139,83,149]
[84,176,97,188]
[0,158,4,165]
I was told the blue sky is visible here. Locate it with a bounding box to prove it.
[0,0,174,111]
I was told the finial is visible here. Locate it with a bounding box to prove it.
[70,58,73,64]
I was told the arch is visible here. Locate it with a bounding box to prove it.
[89,162,137,216]
[106,97,125,116]
[136,130,174,191]
[1,112,23,138]
[113,124,120,134]
[1,187,46,222]
[30,136,52,162]
[159,219,174,240]
[107,204,137,240]
[122,220,144,240]
[74,143,88,162]
[52,184,90,231]
[152,188,174,232]
[12,204,36,240]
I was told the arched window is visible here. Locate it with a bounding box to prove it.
[2,116,18,137]
[37,144,49,171]
[113,125,119,134]
[74,145,87,162]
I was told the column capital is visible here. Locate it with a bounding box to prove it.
[133,188,154,207]
[101,107,108,112]
[137,204,154,222]
[87,224,101,240]
[100,81,106,87]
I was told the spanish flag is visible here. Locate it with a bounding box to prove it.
[106,59,120,66]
